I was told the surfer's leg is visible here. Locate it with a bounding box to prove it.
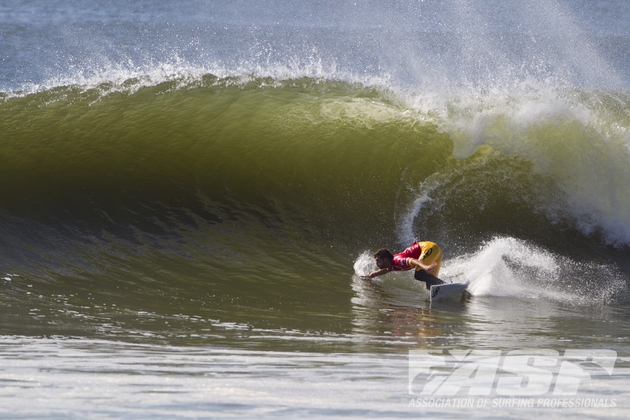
[414,269,444,290]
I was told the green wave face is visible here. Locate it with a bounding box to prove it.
[1,76,630,336]
[0,77,455,244]
[3,77,629,247]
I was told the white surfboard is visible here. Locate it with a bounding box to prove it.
[430,280,469,301]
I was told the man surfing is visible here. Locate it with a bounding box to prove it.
[364,241,445,290]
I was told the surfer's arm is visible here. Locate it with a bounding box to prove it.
[364,268,389,278]
[409,258,437,272]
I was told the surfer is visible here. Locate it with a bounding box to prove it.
[364,241,445,290]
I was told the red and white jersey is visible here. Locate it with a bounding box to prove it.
[390,242,423,271]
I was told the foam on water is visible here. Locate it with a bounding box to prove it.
[443,237,627,304]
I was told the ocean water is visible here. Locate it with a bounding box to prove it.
[2,0,630,418]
